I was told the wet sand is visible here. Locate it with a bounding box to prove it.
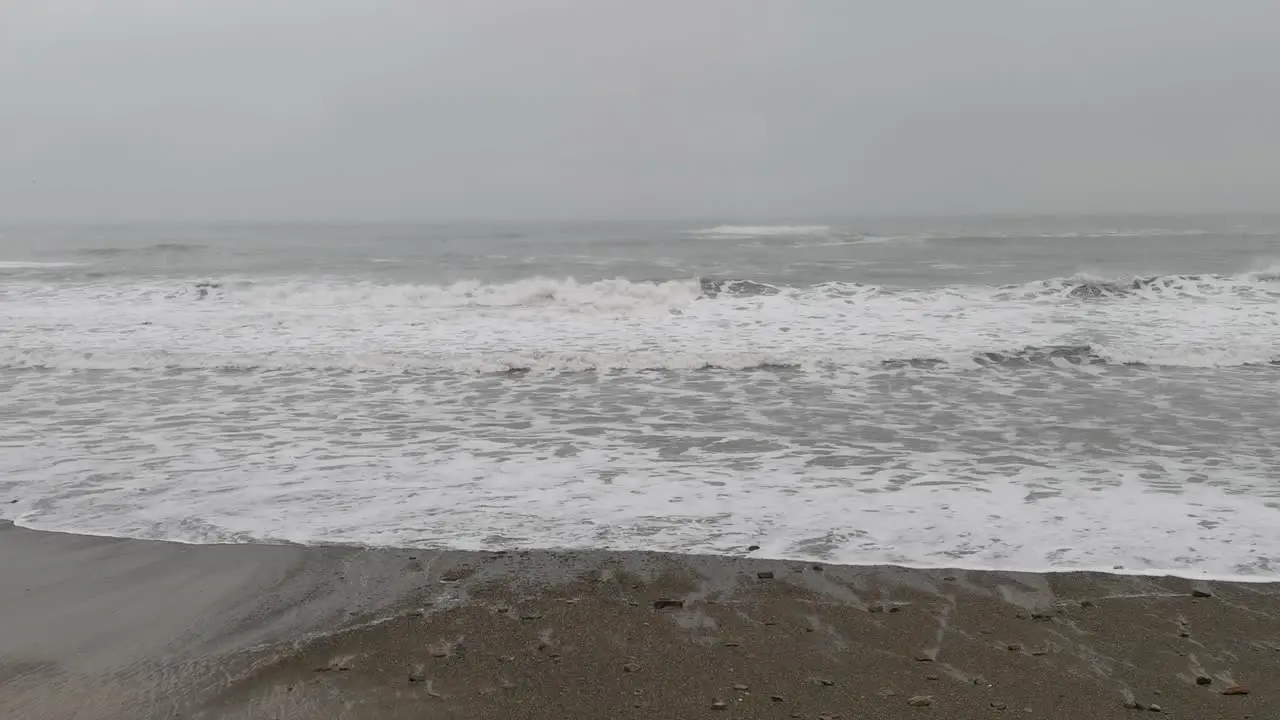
[2,520,1278,719]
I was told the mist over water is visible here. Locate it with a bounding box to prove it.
[2,216,1279,579]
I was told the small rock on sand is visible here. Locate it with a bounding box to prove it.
[1222,685,1250,696]
[1007,643,1024,652]
[991,702,1008,710]
[771,695,785,702]
[652,598,683,610]
[1148,704,1162,713]
[757,570,775,579]
[1195,676,1212,685]
[914,652,935,662]
[711,699,728,710]
[907,695,934,707]
[1191,589,1213,598]
[747,544,760,552]
[623,662,640,673]
[732,683,748,691]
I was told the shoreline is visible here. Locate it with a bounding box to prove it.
[6,517,1277,586]
[2,521,1278,719]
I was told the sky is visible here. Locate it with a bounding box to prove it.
[2,0,1279,222]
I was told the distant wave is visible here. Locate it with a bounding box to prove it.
[0,260,82,270]
[922,228,1275,241]
[74,243,208,257]
[685,225,831,238]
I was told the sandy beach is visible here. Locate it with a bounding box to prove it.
[1,519,1277,719]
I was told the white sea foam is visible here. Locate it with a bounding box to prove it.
[0,273,1274,372]
[1,270,1278,580]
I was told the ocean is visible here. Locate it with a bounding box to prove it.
[1,216,1278,579]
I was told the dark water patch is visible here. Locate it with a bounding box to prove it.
[698,278,781,298]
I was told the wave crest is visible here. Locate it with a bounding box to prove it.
[685,225,831,238]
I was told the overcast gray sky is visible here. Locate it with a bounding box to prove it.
[2,0,1278,221]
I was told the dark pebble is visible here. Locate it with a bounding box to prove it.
[1080,599,1096,608]
[408,674,425,683]
[991,702,1008,710]
[1192,589,1213,598]
[1007,643,1024,652]
[653,598,683,610]
[914,652,935,662]
[1196,676,1212,685]
[757,571,775,580]
[623,662,640,673]
[819,679,835,686]
[812,564,824,572]
[771,695,785,703]
[747,545,761,552]
[888,606,902,614]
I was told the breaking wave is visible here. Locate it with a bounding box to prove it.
[3,343,1276,375]
[164,270,1280,306]
[1009,271,1280,299]
[3,269,1276,376]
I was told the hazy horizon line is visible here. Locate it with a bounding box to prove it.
[4,208,1280,227]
